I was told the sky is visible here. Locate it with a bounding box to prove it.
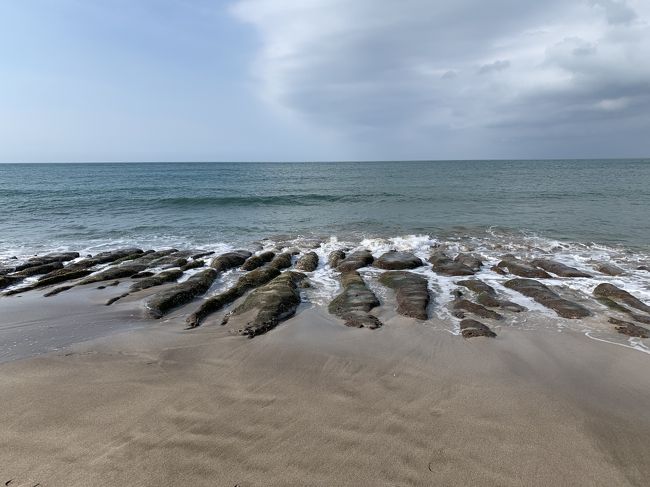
[1,0,649,162]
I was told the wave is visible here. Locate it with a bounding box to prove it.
[151,193,399,208]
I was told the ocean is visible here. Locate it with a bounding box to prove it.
[1,160,649,257]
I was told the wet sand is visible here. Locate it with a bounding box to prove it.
[1,292,650,486]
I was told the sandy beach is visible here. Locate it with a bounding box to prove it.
[1,279,650,487]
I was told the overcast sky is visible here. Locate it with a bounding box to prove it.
[1,0,649,162]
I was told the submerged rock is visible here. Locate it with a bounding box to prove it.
[429,252,475,276]
[225,271,307,338]
[210,250,253,272]
[594,263,625,276]
[378,271,429,320]
[374,251,423,270]
[328,250,346,268]
[329,271,382,329]
[295,252,319,272]
[476,292,526,312]
[337,250,374,272]
[504,279,590,319]
[593,283,650,315]
[530,259,592,278]
[454,253,483,272]
[0,275,21,290]
[242,251,276,271]
[146,269,218,318]
[459,319,497,338]
[497,257,552,279]
[186,265,281,328]
[608,317,649,338]
[453,299,503,320]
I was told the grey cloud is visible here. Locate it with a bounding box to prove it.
[233,0,650,158]
[478,60,511,75]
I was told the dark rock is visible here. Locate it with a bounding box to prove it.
[460,319,497,338]
[131,271,155,279]
[476,292,526,312]
[497,257,552,278]
[374,251,423,270]
[130,269,183,292]
[226,271,307,337]
[453,299,503,320]
[13,251,80,272]
[328,250,346,268]
[337,250,374,272]
[490,265,508,276]
[191,251,214,260]
[0,275,21,290]
[6,269,94,296]
[180,260,204,272]
[456,279,496,296]
[295,252,319,272]
[108,249,153,266]
[530,259,592,278]
[594,263,625,276]
[608,317,649,338]
[242,251,276,271]
[429,252,474,276]
[43,285,75,297]
[210,250,252,272]
[92,248,145,265]
[638,265,649,272]
[146,269,218,318]
[593,283,650,315]
[504,279,590,318]
[77,264,148,286]
[329,271,382,329]
[378,271,429,320]
[10,261,64,278]
[269,252,293,270]
[454,253,483,272]
[186,265,282,328]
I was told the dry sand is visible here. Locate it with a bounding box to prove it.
[1,289,650,486]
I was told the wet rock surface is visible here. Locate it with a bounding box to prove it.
[129,269,184,292]
[378,271,429,320]
[10,261,64,278]
[608,317,649,338]
[593,283,650,315]
[594,263,625,276]
[146,269,218,319]
[530,259,592,278]
[186,265,281,328]
[456,279,496,296]
[224,271,307,338]
[429,252,475,276]
[497,257,552,279]
[504,279,590,319]
[459,319,497,338]
[295,252,319,272]
[12,252,80,272]
[337,250,374,272]
[475,292,526,312]
[453,299,504,320]
[454,254,483,272]
[329,271,382,329]
[241,251,276,271]
[210,250,252,272]
[374,251,423,270]
[328,250,346,268]
[269,252,293,270]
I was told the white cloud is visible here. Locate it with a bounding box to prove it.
[232,0,650,158]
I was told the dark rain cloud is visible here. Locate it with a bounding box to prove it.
[233,0,650,158]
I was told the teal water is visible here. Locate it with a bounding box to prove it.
[0,160,649,256]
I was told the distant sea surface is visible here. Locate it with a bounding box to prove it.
[1,160,649,257]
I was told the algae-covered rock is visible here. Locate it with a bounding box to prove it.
[146,269,218,318]
[378,271,429,319]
